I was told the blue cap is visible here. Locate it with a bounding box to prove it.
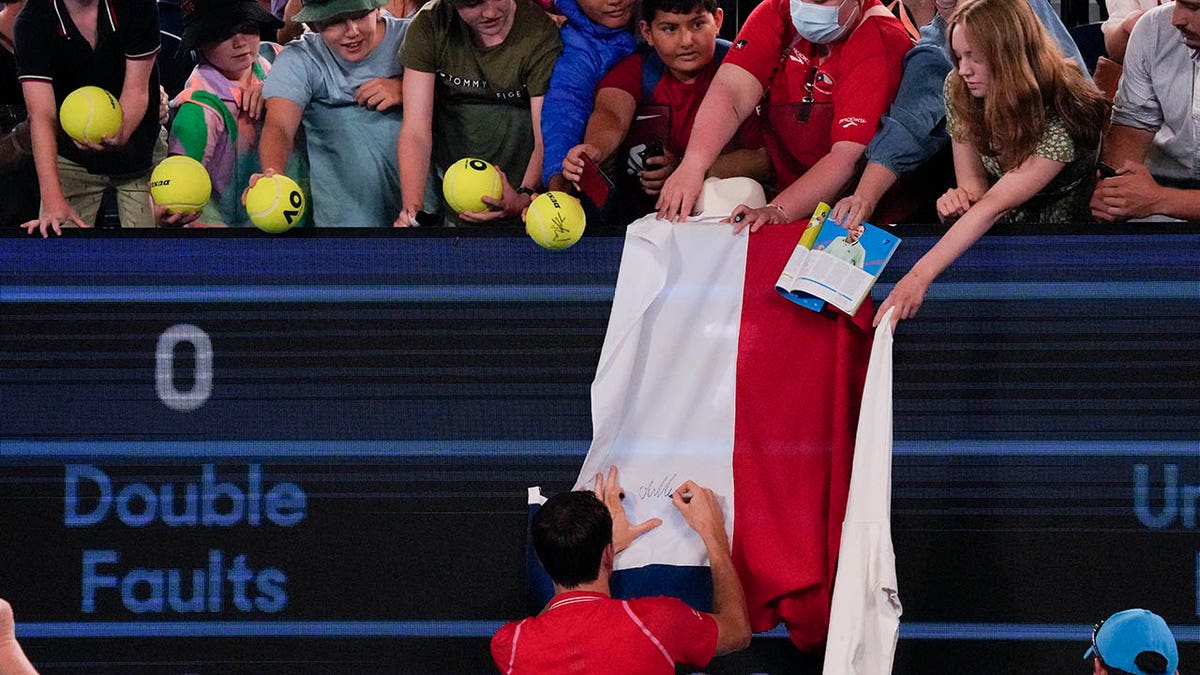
[1084,609,1179,675]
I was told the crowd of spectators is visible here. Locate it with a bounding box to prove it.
[0,0,1195,239]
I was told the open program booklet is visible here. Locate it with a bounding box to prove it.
[776,204,901,316]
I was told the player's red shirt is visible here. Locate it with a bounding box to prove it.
[490,590,718,674]
[721,0,910,187]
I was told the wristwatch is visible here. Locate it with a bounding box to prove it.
[515,186,536,196]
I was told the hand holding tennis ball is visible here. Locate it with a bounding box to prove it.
[243,172,306,233]
[59,86,122,147]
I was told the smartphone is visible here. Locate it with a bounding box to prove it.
[577,151,614,208]
[639,140,665,167]
[1098,161,1118,178]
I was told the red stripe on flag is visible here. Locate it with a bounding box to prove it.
[732,223,873,651]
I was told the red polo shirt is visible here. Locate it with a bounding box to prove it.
[721,0,910,187]
[491,590,718,674]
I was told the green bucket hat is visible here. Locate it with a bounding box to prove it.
[292,0,389,25]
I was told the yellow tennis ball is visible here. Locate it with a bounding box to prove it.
[150,156,212,215]
[525,191,586,250]
[59,86,122,144]
[442,157,502,214]
[245,174,306,233]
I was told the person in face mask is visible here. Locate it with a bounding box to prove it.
[654,0,910,230]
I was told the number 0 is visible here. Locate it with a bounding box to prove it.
[155,324,213,412]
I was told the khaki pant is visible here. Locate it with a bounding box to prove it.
[49,128,167,228]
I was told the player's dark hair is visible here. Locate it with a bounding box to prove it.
[640,0,718,24]
[532,490,612,588]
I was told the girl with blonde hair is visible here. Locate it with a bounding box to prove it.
[876,0,1108,326]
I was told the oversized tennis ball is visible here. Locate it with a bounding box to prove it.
[149,156,212,215]
[525,191,586,250]
[245,174,306,233]
[442,157,502,214]
[59,86,122,144]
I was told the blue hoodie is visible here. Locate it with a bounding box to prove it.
[540,0,635,185]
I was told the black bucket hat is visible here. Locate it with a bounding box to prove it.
[178,0,285,54]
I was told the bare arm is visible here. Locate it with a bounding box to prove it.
[115,56,154,145]
[729,141,865,234]
[562,87,636,183]
[395,69,436,226]
[1101,123,1154,167]
[522,96,547,191]
[258,97,303,175]
[657,63,762,220]
[1103,9,1143,64]
[278,0,306,43]
[876,152,1066,326]
[830,161,898,230]
[672,481,750,656]
[707,147,773,184]
[1090,123,1175,222]
[20,81,88,235]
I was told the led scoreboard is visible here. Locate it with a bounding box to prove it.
[0,227,1196,673]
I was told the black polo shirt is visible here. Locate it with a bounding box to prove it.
[15,0,161,175]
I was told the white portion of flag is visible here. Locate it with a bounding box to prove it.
[577,216,745,571]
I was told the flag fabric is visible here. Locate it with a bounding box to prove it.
[822,310,902,674]
[574,215,873,650]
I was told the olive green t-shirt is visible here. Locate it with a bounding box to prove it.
[401,0,562,185]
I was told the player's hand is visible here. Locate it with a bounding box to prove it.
[831,192,876,232]
[22,198,89,237]
[638,148,679,196]
[594,466,661,554]
[563,144,600,185]
[727,202,787,234]
[874,268,931,328]
[355,77,403,112]
[238,78,266,120]
[936,187,976,224]
[671,480,728,547]
[461,169,529,222]
[656,158,705,221]
[1090,161,1163,222]
[0,598,15,641]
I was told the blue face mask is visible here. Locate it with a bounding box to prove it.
[790,0,858,44]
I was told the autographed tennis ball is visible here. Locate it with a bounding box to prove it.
[149,156,212,215]
[442,157,503,214]
[525,191,586,250]
[60,86,122,144]
[245,174,306,233]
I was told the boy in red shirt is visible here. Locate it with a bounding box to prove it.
[561,0,769,220]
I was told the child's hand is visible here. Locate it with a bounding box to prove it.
[638,148,679,196]
[936,187,976,223]
[874,268,931,328]
[22,198,89,238]
[459,169,530,222]
[240,168,278,205]
[151,194,202,227]
[355,77,403,112]
[831,193,875,233]
[239,80,266,120]
[563,143,600,185]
